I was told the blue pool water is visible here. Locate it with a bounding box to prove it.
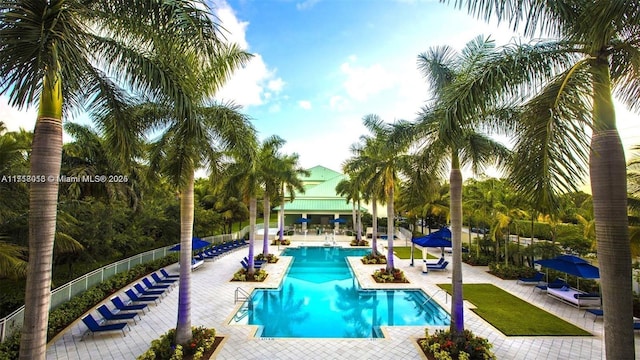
[231,247,450,338]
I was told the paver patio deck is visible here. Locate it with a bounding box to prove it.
[45,234,640,359]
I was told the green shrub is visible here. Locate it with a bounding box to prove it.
[137,326,216,360]
[350,239,369,246]
[372,268,407,283]
[255,253,278,263]
[463,254,492,266]
[231,268,267,282]
[361,253,387,264]
[488,263,538,280]
[419,328,496,360]
[0,332,20,360]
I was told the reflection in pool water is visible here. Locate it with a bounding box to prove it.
[231,247,449,338]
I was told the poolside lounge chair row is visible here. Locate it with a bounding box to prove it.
[81,269,179,339]
[195,239,247,261]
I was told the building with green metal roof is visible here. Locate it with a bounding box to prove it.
[275,165,366,233]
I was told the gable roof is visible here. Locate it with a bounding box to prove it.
[302,174,347,198]
[302,165,342,183]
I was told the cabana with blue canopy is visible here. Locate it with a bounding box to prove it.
[534,254,599,288]
[169,237,211,252]
[410,228,452,266]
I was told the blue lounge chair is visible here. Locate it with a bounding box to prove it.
[244,256,266,265]
[240,259,262,270]
[125,289,161,305]
[97,305,141,324]
[111,296,148,314]
[160,269,179,279]
[426,260,449,271]
[517,272,544,285]
[81,314,129,338]
[151,272,177,285]
[142,278,172,292]
[134,283,166,298]
[534,278,567,292]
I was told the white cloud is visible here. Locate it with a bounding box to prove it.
[211,1,286,109]
[329,95,349,112]
[213,1,249,49]
[296,0,321,11]
[298,100,312,110]
[268,104,281,113]
[267,78,285,93]
[0,97,37,132]
[340,58,395,102]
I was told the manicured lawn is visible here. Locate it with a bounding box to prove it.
[438,283,592,336]
[393,246,438,260]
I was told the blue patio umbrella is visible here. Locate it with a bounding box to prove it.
[412,228,452,248]
[410,228,451,266]
[330,218,347,224]
[534,255,600,279]
[295,217,311,224]
[169,237,211,252]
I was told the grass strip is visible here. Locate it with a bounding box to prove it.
[393,246,438,260]
[438,283,591,336]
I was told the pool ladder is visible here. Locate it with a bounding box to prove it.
[233,288,253,322]
[234,287,252,304]
[424,289,449,305]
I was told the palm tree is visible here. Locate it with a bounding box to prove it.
[0,1,227,357]
[335,176,363,242]
[275,154,308,243]
[224,152,262,277]
[403,36,511,338]
[148,100,255,344]
[449,2,640,356]
[256,135,290,256]
[347,114,412,271]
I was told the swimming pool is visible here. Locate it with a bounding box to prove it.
[230,247,450,338]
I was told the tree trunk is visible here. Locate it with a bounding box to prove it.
[351,202,357,237]
[262,194,270,255]
[371,196,378,255]
[175,172,194,344]
[450,166,464,337]
[248,197,257,277]
[590,59,634,360]
[357,198,362,242]
[386,187,395,271]
[279,185,285,242]
[20,76,63,360]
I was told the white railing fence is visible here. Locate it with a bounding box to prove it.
[0,223,271,343]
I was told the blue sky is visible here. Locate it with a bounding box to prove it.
[2,0,640,177]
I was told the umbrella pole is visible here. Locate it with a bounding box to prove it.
[410,242,414,266]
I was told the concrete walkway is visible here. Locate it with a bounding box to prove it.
[45,234,639,359]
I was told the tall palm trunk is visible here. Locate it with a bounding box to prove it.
[175,172,194,344]
[279,184,285,242]
[357,197,362,241]
[351,202,357,237]
[247,197,257,276]
[371,196,378,255]
[590,60,634,360]
[262,194,270,255]
[386,187,395,271]
[450,162,464,337]
[20,76,63,360]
